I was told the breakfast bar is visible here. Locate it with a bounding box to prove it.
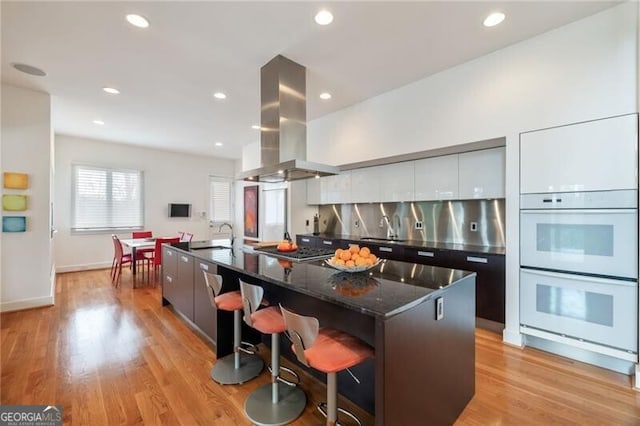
[162,243,476,425]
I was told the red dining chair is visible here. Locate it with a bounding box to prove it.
[145,236,181,282]
[181,232,193,242]
[111,234,149,288]
[178,231,185,240]
[132,230,155,257]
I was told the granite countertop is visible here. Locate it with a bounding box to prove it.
[175,244,475,319]
[302,233,506,256]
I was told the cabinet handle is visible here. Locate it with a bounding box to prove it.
[379,247,393,252]
[166,276,173,283]
[166,251,173,256]
[467,256,488,264]
[302,238,310,243]
[417,251,434,257]
[199,263,208,271]
[322,240,333,246]
[543,198,562,203]
[181,255,189,262]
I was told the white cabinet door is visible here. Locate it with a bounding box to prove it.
[306,177,321,205]
[320,172,351,204]
[414,154,459,201]
[520,114,638,194]
[351,167,380,203]
[459,147,505,199]
[379,162,414,202]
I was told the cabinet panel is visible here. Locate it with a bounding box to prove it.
[403,247,451,268]
[447,252,505,323]
[306,177,321,205]
[379,163,414,202]
[458,147,505,199]
[296,235,318,247]
[414,154,458,201]
[162,247,179,306]
[520,114,638,194]
[350,167,381,203]
[194,261,218,342]
[174,252,195,320]
[320,172,351,204]
[368,243,405,261]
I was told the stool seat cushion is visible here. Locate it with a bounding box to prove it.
[251,306,286,335]
[298,328,374,374]
[214,291,243,311]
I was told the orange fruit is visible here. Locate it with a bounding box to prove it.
[345,260,355,268]
[349,245,360,254]
[335,248,343,258]
[369,254,377,262]
[355,257,367,266]
[340,250,352,262]
[364,257,374,266]
[359,247,371,257]
[335,258,346,266]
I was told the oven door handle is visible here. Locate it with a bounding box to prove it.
[521,268,637,287]
[520,209,637,215]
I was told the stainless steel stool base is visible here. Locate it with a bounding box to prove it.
[244,383,306,426]
[210,353,264,385]
[317,402,362,426]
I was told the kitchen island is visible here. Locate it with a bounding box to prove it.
[162,243,476,425]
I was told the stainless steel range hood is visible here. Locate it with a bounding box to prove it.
[237,55,339,183]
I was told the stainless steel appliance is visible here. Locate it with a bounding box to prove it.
[255,246,334,262]
[519,189,638,361]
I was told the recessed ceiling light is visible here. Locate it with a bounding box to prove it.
[213,92,227,99]
[483,12,505,27]
[12,63,46,77]
[251,125,261,130]
[126,14,150,28]
[215,142,223,147]
[319,92,332,100]
[93,120,105,125]
[102,87,120,94]
[315,10,334,26]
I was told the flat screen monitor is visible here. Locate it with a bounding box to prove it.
[169,203,191,218]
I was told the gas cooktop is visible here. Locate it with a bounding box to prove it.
[255,246,335,262]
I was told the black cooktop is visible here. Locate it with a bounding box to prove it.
[255,246,334,261]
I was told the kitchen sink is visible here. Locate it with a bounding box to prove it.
[360,237,408,243]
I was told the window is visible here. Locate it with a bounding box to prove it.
[209,176,233,224]
[71,164,144,232]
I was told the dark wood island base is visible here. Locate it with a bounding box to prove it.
[162,243,476,425]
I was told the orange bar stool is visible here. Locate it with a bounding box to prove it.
[203,272,264,384]
[280,305,374,426]
[239,280,306,425]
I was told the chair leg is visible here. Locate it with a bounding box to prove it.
[327,372,337,426]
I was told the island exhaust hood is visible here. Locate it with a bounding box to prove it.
[237,55,339,182]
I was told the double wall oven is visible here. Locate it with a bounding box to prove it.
[520,190,638,356]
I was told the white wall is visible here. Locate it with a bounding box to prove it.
[305,4,638,345]
[55,134,236,272]
[1,84,53,312]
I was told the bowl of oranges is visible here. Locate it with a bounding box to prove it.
[325,245,382,273]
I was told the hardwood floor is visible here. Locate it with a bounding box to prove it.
[2,269,639,425]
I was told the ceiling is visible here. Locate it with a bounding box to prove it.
[1,1,620,160]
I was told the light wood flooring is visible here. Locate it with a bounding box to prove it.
[1,269,639,425]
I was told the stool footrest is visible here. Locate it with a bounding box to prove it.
[267,364,301,387]
[317,402,362,426]
[238,340,259,355]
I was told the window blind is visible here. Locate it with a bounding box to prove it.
[209,177,233,223]
[71,164,144,232]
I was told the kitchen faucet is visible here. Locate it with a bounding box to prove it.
[218,222,235,247]
[381,215,397,239]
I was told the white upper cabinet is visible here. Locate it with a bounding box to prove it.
[320,172,351,204]
[306,177,321,205]
[520,114,638,194]
[414,154,459,201]
[458,147,505,199]
[351,166,380,203]
[379,162,414,202]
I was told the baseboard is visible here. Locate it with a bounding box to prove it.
[1,295,54,313]
[502,327,524,347]
[56,261,112,273]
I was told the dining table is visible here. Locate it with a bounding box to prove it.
[119,237,156,276]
